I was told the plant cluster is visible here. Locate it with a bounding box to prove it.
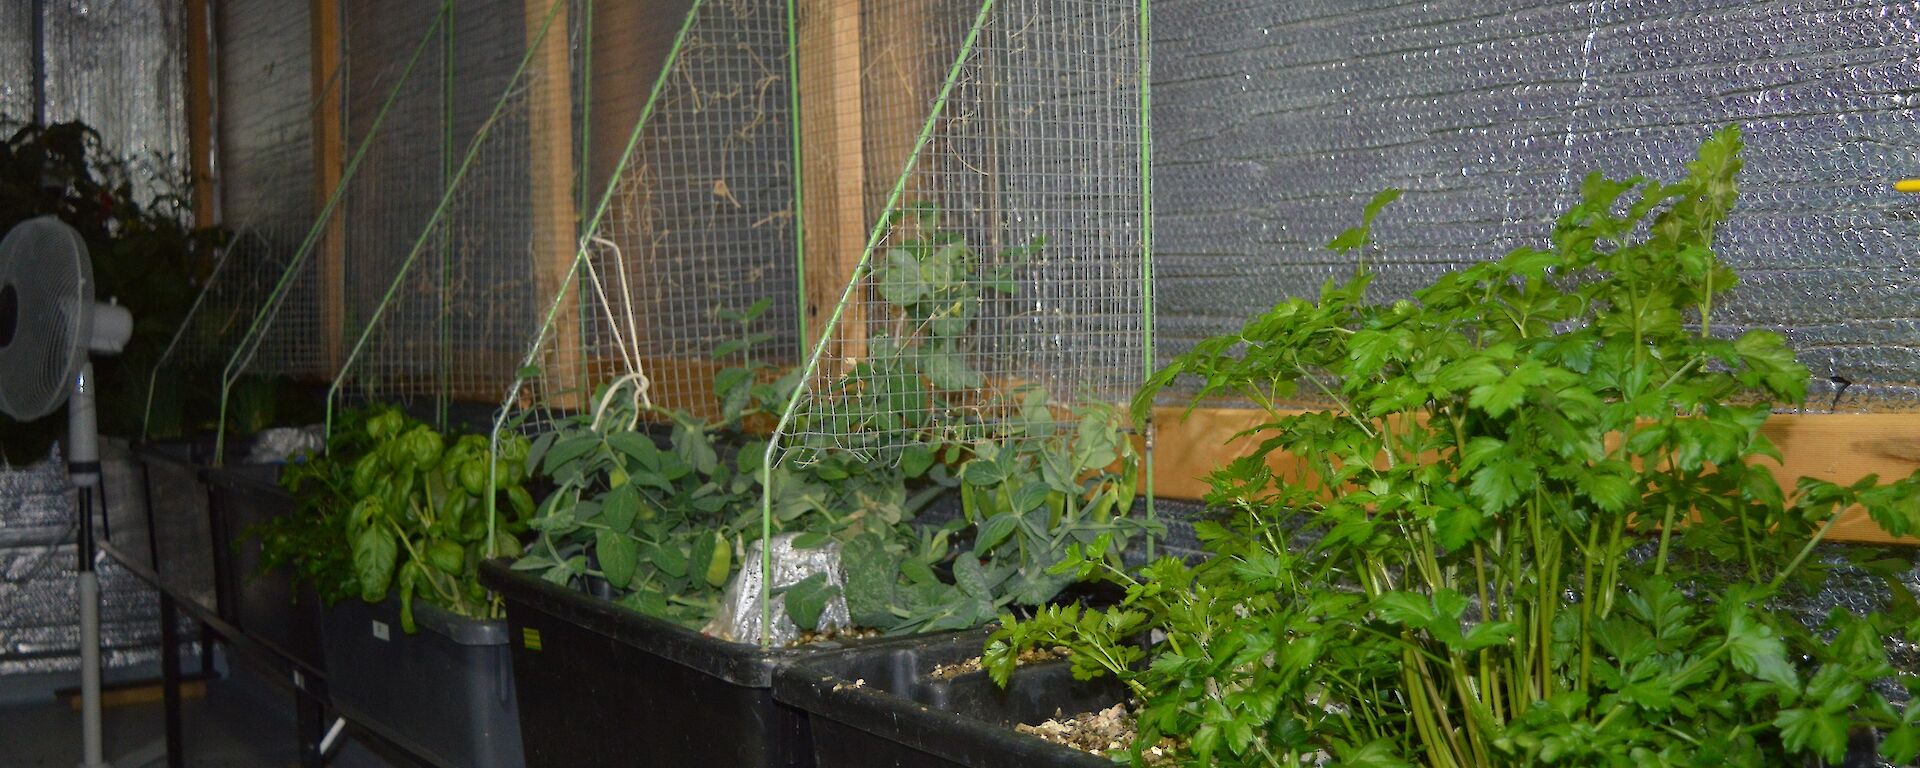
[260,407,534,631]
[989,127,1920,766]
[514,220,1153,639]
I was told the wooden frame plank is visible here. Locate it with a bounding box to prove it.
[1146,407,1920,545]
[310,0,346,374]
[525,0,581,408]
[797,0,867,369]
[184,0,215,230]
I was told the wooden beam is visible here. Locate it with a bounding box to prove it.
[796,0,866,369]
[309,0,346,374]
[1147,407,1920,546]
[183,0,215,231]
[525,0,581,408]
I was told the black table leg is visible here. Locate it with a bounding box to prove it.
[296,682,324,768]
[159,592,184,768]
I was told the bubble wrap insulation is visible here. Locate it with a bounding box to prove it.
[39,0,190,208]
[215,0,313,231]
[703,533,852,646]
[2,444,189,677]
[0,0,31,123]
[1154,0,1920,411]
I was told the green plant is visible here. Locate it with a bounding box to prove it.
[262,407,534,631]
[801,203,1040,452]
[866,390,1155,634]
[512,367,948,629]
[988,127,1920,766]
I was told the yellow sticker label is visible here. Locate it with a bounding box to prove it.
[522,627,543,651]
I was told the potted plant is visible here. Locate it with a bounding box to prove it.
[483,223,1156,767]
[258,406,535,768]
[896,127,1920,767]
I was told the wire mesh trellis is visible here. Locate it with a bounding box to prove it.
[143,0,318,441]
[324,0,575,430]
[493,0,800,439]
[209,1,450,460]
[773,0,1152,465]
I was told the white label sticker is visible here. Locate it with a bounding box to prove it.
[372,620,390,641]
[292,669,306,690]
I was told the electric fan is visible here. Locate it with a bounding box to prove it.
[0,215,132,768]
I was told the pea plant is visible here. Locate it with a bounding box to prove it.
[870,390,1156,634]
[989,127,1920,766]
[263,407,534,632]
[510,300,952,629]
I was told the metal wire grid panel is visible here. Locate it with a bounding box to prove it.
[776,0,1149,464]
[213,2,449,446]
[328,0,569,424]
[500,0,799,433]
[143,0,317,439]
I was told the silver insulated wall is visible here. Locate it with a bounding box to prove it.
[1154,0,1920,411]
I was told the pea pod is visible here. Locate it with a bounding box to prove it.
[704,532,732,588]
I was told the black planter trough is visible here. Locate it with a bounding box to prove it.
[773,630,1125,768]
[319,597,525,768]
[130,440,220,613]
[481,558,969,768]
[205,464,327,673]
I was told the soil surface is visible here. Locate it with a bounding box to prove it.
[929,645,1068,680]
[789,626,883,647]
[1016,703,1175,764]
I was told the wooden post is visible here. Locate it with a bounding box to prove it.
[797,0,868,369]
[310,0,346,376]
[526,0,581,406]
[184,0,215,231]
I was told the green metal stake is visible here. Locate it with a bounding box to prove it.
[758,0,1003,649]
[1139,0,1157,561]
[786,0,806,359]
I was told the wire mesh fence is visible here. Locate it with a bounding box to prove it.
[210,1,449,452]
[496,0,800,437]
[775,0,1151,465]
[326,0,570,428]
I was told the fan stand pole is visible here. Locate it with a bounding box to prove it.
[70,362,111,768]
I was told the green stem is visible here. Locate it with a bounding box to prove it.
[1653,501,1677,575]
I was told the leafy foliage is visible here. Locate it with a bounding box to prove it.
[990,127,1920,766]
[258,408,533,631]
[872,393,1158,634]
[513,299,952,629]
[517,220,1151,639]
[798,202,1041,452]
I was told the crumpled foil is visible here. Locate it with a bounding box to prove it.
[243,426,324,465]
[702,533,851,646]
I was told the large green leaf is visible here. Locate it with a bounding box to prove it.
[596,529,638,588]
[351,526,398,602]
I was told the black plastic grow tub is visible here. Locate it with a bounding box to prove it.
[774,631,1125,768]
[481,558,969,768]
[205,464,327,673]
[320,597,525,768]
